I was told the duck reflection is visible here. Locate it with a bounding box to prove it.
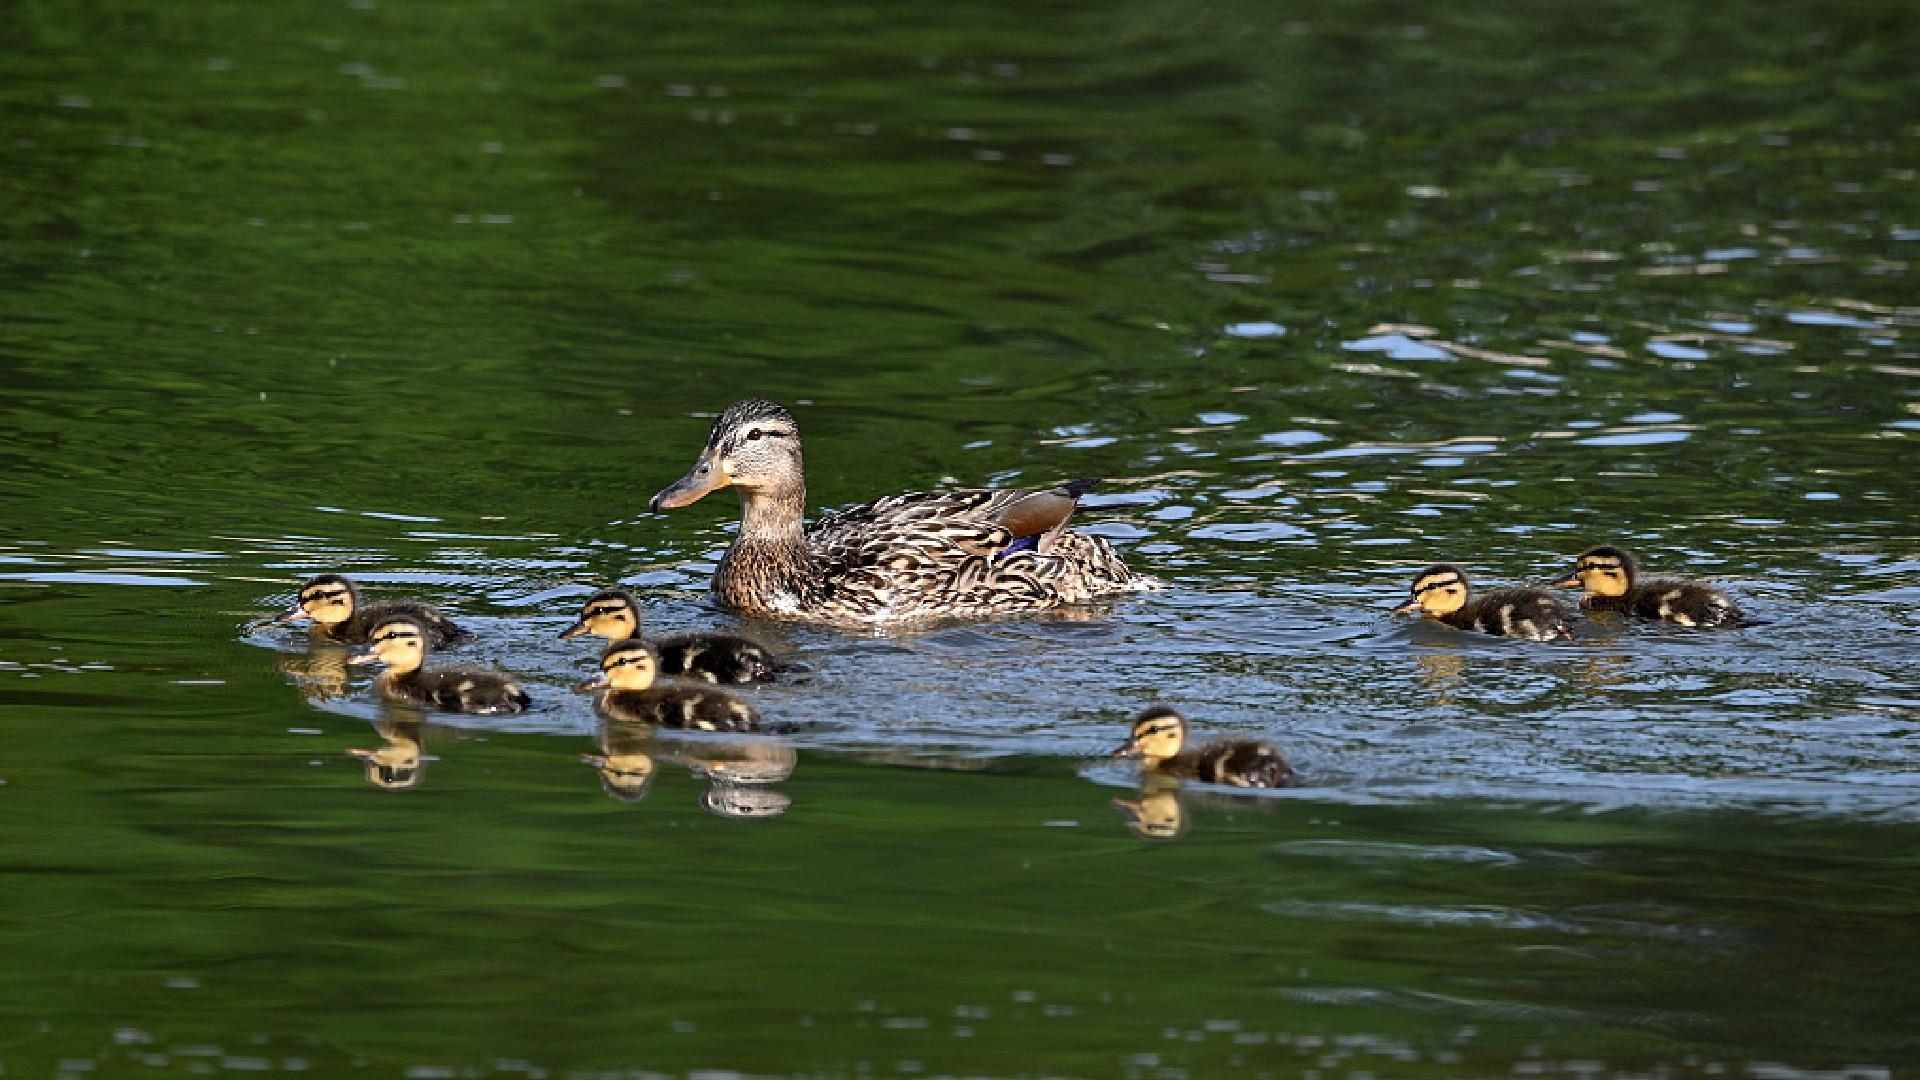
[583,718,797,819]
[345,714,428,791]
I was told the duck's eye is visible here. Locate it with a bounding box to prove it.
[745,429,764,441]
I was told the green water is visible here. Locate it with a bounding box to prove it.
[4,0,1918,1075]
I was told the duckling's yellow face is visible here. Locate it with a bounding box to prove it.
[295,576,356,626]
[1397,566,1469,617]
[651,399,803,510]
[1556,549,1631,597]
[352,620,427,673]
[347,743,422,789]
[560,592,640,640]
[1114,709,1187,763]
[596,643,659,691]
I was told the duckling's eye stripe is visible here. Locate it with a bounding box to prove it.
[1414,577,1462,594]
[585,605,626,618]
[304,588,348,602]
[604,654,652,670]
[1581,560,1623,572]
[375,630,420,643]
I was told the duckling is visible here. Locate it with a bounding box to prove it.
[558,587,786,683]
[349,616,530,714]
[1393,563,1573,642]
[585,640,761,732]
[1553,545,1743,628]
[277,573,464,648]
[1111,706,1293,788]
[649,398,1157,626]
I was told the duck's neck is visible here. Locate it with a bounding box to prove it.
[715,488,817,612]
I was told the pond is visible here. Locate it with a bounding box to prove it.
[2,0,1917,1075]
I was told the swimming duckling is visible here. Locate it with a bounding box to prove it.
[349,616,530,714]
[585,640,761,731]
[558,587,786,683]
[277,573,464,648]
[1393,563,1573,642]
[1553,545,1743,627]
[1111,706,1293,788]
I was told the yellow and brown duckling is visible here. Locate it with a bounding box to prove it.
[585,640,761,732]
[1394,563,1573,642]
[649,398,1157,626]
[1553,545,1743,627]
[1111,706,1294,788]
[558,587,785,683]
[349,615,530,714]
[277,573,465,648]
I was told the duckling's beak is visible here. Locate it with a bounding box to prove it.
[1110,740,1141,758]
[1549,572,1581,588]
[557,620,590,640]
[1391,597,1422,614]
[347,650,380,666]
[577,674,610,692]
[274,605,309,624]
[651,447,730,511]
[579,753,610,769]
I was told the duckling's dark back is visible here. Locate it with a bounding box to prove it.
[387,668,530,714]
[335,601,465,648]
[1449,587,1573,641]
[654,633,783,683]
[1610,576,1741,627]
[597,686,760,731]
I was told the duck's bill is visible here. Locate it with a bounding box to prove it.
[576,675,610,692]
[557,620,590,639]
[347,652,380,666]
[579,753,610,769]
[1390,598,1421,614]
[1110,742,1140,758]
[650,448,729,511]
[273,606,310,623]
[1549,573,1581,588]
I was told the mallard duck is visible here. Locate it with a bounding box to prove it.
[1553,545,1743,627]
[1111,706,1293,788]
[585,640,761,731]
[276,573,464,648]
[558,587,786,683]
[648,398,1156,625]
[1393,563,1573,641]
[349,616,530,714]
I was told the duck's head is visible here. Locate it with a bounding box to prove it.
[1112,706,1187,765]
[1394,563,1471,617]
[349,616,430,674]
[1553,545,1637,597]
[559,588,642,641]
[280,573,358,627]
[586,640,659,691]
[651,398,804,511]
[1111,790,1186,840]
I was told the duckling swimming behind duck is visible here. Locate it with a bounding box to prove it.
[558,587,786,683]
[278,573,465,648]
[1394,563,1573,642]
[585,640,761,732]
[1111,706,1293,788]
[1553,545,1742,627]
[350,616,530,714]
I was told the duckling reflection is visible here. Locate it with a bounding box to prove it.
[346,717,427,791]
[275,642,353,701]
[1111,775,1187,841]
[702,784,792,820]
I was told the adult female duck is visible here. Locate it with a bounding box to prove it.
[649,398,1155,625]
